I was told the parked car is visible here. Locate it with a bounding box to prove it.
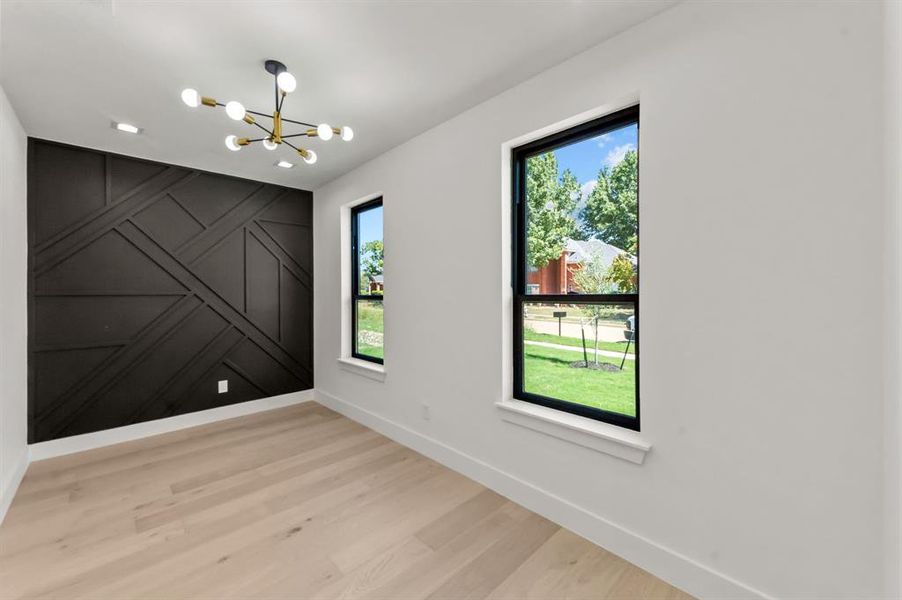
[624,315,636,341]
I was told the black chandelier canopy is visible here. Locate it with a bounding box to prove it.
[180,59,353,167]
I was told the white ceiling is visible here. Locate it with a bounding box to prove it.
[1,0,673,190]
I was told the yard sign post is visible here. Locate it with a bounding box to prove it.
[553,311,566,336]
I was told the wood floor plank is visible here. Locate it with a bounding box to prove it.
[133,434,393,533]
[0,417,370,559]
[0,402,693,600]
[354,503,530,600]
[414,488,508,551]
[307,536,434,600]
[487,527,623,599]
[425,511,560,600]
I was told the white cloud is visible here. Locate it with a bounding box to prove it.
[570,181,597,202]
[596,133,612,148]
[603,143,636,168]
[570,180,597,219]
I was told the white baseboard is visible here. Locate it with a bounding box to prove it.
[314,388,773,600]
[29,389,314,462]
[0,446,30,526]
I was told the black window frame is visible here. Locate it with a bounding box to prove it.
[351,197,384,365]
[512,105,640,431]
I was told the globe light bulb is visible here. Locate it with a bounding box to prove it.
[262,138,278,151]
[340,126,354,142]
[225,101,246,121]
[225,135,241,152]
[317,123,333,141]
[181,88,200,108]
[276,72,297,93]
[303,149,317,165]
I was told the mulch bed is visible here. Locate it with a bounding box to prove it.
[569,360,621,372]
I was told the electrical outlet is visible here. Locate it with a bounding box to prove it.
[218,380,228,394]
[421,403,431,421]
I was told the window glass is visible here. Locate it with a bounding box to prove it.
[352,199,384,364]
[513,107,639,429]
[524,122,638,296]
[521,301,636,418]
[355,299,384,360]
[356,205,384,296]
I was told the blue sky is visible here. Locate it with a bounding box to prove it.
[358,204,383,254]
[553,122,638,210]
[356,124,636,250]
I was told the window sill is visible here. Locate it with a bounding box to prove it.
[495,399,651,464]
[337,357,386,382]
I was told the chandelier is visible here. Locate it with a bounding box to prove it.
[180,59,353,166]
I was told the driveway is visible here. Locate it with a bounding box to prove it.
[525,318,627,343]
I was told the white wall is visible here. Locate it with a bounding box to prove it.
[0,84,29,522]
[884,1,902,597]
[314,2,895,598]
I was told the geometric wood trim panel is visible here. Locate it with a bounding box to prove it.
[27,138,314,443]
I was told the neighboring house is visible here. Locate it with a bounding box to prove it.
[369,274,384,294]
[527,238,634,294]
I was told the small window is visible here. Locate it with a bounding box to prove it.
[351,198,383,363]
[512,106,639,430]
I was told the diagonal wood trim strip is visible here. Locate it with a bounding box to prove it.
[27,139,313,443]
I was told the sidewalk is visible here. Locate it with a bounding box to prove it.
[524,340,635,361]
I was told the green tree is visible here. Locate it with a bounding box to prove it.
[525,153,580,268]
[581,150,638,253]
[359,240,383,294]
[571,255,615,365]
[604,253,637,293]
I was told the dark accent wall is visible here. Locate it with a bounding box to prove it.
[27,139,313,443]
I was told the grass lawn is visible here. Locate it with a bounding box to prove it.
[357,343,384,359]
[524,329,635,355]
[356,301,384,360]
[357,301,384,332]
[523,344,636,417]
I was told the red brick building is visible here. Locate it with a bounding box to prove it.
[527,239,632,294]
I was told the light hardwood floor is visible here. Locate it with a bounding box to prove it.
[0,403,692,599]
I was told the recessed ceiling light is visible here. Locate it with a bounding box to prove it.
[276,160,294,169]
[113,122,140,134]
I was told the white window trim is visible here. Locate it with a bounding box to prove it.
[339,192,386,380]
[495,399,650,464]
[337,356,386,382]
[499,97,651,464]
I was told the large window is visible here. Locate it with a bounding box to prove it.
[512,106,639,430]
[351,198,384,363]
